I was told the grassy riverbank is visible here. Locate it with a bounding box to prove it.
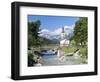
[60,46,87,58]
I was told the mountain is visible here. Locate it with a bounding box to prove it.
[39,25,74,41]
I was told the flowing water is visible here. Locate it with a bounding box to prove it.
[41,53,87,66]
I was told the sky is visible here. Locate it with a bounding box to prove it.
[28,15,79,31]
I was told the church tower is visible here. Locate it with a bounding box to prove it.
[61,27,66,39]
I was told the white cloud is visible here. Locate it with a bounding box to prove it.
[39,28,62,36]
[40,29,50,33]
[64,24,75,30]
[39,24,75,39]
[51,28,62,35]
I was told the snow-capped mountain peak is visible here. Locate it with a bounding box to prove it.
[39,25,74,40]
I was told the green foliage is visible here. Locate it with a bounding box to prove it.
[28,20,41,48]
[70,40,76,45]
[61,47,76,54]
[28,52,34,60]
[28,20,58,49]
[80,47,87,58]
[39,37,59,46]
[28,52,40,66]
[28,53,34,66]
[71,17,88,46]
[61,46,87,58]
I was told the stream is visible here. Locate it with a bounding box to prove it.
[40,52,87,66]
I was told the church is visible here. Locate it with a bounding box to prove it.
[60,27,70,47]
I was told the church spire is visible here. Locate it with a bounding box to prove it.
[61,27,65,39]
[62,27,64,33]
